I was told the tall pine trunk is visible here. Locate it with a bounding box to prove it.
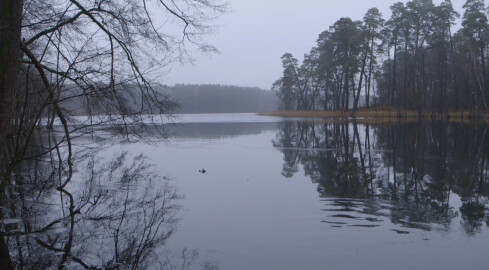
[354,48,368,114]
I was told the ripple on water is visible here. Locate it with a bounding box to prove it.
[320,197,434,233]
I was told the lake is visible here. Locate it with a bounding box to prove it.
[3,113,489,269]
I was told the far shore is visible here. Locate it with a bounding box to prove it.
[258,108,489,123]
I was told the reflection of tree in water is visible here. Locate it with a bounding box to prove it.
[273,122,369,198]
[0,130,208,269]
[273,121,489,234]
[272,122,300,178]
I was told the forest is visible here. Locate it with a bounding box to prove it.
[59,84,277,115]
[273,0,489,116]
[160,84,277,113]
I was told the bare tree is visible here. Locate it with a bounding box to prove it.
[1,0,227,268]
[1,0,227,187]
[3,147,200,269]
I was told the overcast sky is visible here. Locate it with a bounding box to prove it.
[165,0,467,90]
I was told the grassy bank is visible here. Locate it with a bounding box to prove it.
[258,108,489,123]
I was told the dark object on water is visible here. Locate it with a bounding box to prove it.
[199,169,206,174]
[392,229,410,234]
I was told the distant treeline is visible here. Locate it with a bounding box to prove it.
[159,84,278,113]
[60,84,277,115]
[274,0,489,115]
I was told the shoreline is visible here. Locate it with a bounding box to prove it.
[258,109,489,123]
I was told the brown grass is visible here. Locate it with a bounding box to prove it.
[258,108,489,124]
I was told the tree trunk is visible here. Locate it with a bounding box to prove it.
[343,69,349,111]
[0,0,24,269]
[403,34,408,111]
[480,45,487,109]
[0,232,12,270]
[0,0,23,133]
[366,36,375,109]
[393,36,400,115]
[449,30,459,110]
[354,48,368,114]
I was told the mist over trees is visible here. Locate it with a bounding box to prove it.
[51,83,277,115]
[57,83,277,115]
[273,0,489,115]
[161,84,278,113]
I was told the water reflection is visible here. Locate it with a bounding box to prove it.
[4,117,489,269]
[0,130,203,269]
[273,121,489,235]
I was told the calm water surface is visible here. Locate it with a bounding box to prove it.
[4,113,489,269]
[134,114,489,270]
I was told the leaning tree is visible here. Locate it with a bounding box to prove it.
[0,1,227,268]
